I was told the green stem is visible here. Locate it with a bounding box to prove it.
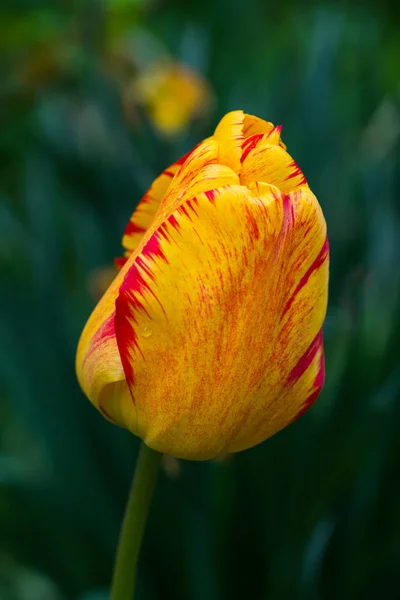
[110,442,162,600]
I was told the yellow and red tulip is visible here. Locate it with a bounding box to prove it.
[76,110,329,460]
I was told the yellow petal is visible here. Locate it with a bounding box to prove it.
[242,114,286,148]
[120,138,219,266]
[121,152,190,258]
[111,183,328,459]
[120,113,294,265]
[213,110,245,172]
[158,138,218,216]
[240,135,307,192]
[75,262,138,432]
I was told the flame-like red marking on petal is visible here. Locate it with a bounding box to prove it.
[205,189,216,203]
[120,268,151,316]
[115,265,149,389]
[269,124,282,137]
[286,160,307,185]
[240,133,264,163]
[157,222,169,242]
[136,257,155,279]
[168,214,180,229]
[178,204,192,220]
[186,199,199,216]
[115,230,170,394]
[124,220,147,237]
[142,232,168,261]
[281,237,329,319]
[288,329,323,384]
[292,342,325,421]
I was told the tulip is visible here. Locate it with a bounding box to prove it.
[132,61,211,136]
[76,110,329,461]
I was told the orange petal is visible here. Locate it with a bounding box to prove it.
[240,134,308,192]
[112,183,328,459]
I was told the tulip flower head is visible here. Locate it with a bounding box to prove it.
[133,61,211,136]
[76,110,329,460]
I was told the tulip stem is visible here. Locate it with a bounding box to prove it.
[110,442,162,600]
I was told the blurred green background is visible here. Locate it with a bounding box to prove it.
[1,1,400,599]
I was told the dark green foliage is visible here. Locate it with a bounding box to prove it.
[1,1,399,599]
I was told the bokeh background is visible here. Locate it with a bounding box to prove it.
[1,1,400,599]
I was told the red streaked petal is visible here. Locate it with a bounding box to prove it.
[121,147,196,257]
[240,135,307,192]
[243,115,286,148]
[113,183,328,459]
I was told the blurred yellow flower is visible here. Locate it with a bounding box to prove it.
[132,61,211,135]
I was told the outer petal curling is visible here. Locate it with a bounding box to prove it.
[76,261,138,431]
[113,183,328,459]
